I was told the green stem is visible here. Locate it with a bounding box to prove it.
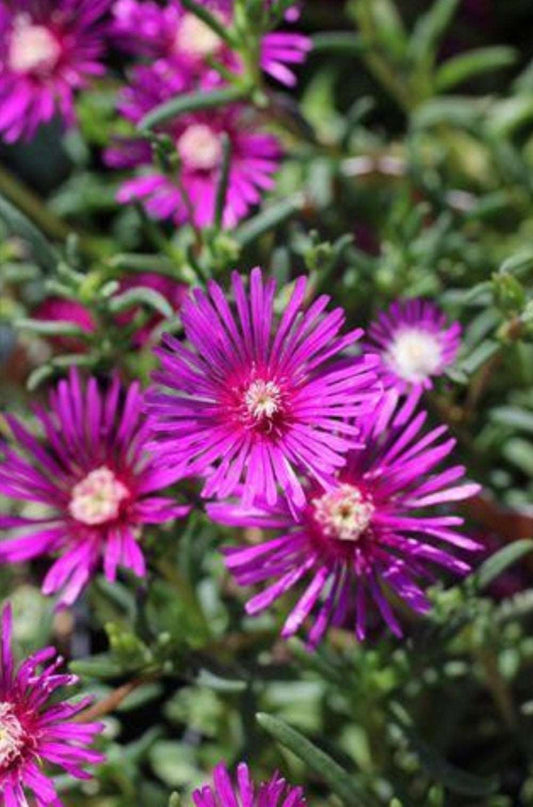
[0,165,101,259]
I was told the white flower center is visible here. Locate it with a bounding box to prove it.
[8,15,61,75]
[69,466,129,526]
[312,484,374,542]
[385,328,443,383]
[177,124,223,171]
[174,12,223,58]
[0,703,26,770]
[244,379,282,421]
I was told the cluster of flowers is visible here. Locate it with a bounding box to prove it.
[0,599,304,806]
[0,267,478,803]
[0,0,311,227]
[1,268,477,633]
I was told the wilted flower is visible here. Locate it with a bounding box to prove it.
[148,267,379,510]
[0,370,189,605]
[0,0,111,142]
[208,392,481,644]
[366,299,461,411]
[0,604,104,805]
[111,0,311,87]
[193,762,306,807]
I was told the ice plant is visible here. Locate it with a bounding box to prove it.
[111,0,311,87]
[193,762,306,807]
[0,604,104,806]
[208,392,481,644]
[0,0,111,143]
[147,267,380,510]
[366,299,461,411]
[105,64,281,228]
[0,370,189,606]
[34,273,187,350]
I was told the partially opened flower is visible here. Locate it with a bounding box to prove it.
[0,0,111,143]
[0,370,189,606]
[0,604,104,806]
[366,299,461,412]
[111,0,311,87]
[208,393,481,645]
[105,65,281,229]
[193,762,306,807]
[148,267,380,510]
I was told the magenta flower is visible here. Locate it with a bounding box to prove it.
[106,67,281,229]
[208,393,481,644]
[33,298,96,353]
[366,299,461,411]
[0,604,104,806]
[147,267,380,510]
[111,0,311,87]
[0,370,189,606]
[193,762,306,807]
[0,0,111,143]
[34,273,187,350]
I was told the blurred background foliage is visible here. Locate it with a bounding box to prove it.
[1,0,533,805]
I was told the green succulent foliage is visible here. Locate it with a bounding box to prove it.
[1,0,533,805]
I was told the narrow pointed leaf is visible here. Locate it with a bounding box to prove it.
[436,47,517,92]
[476,540,533,591]
[0,193,59,273]
[108,287,174,318]
[390,703,499,796]
[256,713,375,807]
[139,87,248,131]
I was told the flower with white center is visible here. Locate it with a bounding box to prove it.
[174,12,223,58]
[0,703,26,771]
[177,123,223,171]
[69,467,130,526]
[366,299,462,410]
[385,328,443,384]
[244,379,283,423]
[8,15,61,74]
[208,391,481,645]
[312,484,374,542]
[0,0,111,143]
[0,605,104,804]
[0,370,190,605]
[148,267,380,510]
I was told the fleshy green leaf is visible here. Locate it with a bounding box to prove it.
[256,713,375,807]
[477,540,533,590]
[139,86,248,131]
[0,193,59,273]
[390,703,499,796]
[436,47,517,92]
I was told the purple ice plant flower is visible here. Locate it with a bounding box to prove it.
[208,391,481,645]
[0,604,104,806]
[193,762,306,807]
[147,267,380,511]
[111,0,311,88]
[0,370,189,606]
[105,65,281,229]
[366,299,461,414]
[0,0,111,143]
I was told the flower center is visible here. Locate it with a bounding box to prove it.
[244,379,282,422]
[69,466,129,526]
[386,328,443,383]
[177,124,223,171]
[174,12,223,58]
[0,703,26,771]
[312,484,374,542]
[8,15,61,75]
